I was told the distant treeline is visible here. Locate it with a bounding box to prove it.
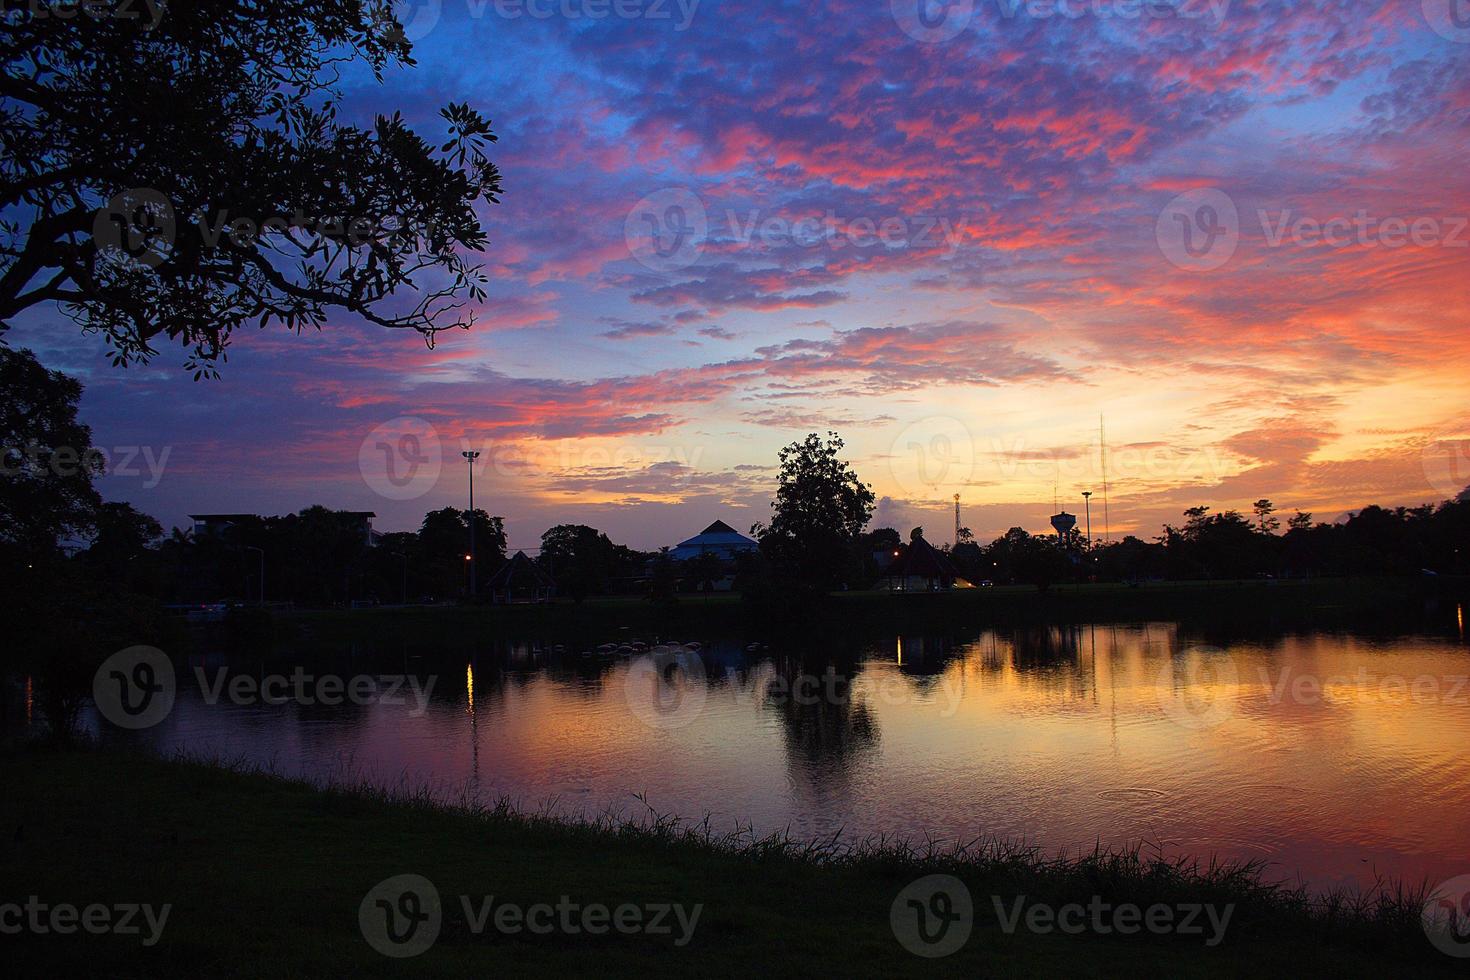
[63,511,659,609]
[942,495,1470,588]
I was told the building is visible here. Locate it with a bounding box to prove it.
[189,511,379,547]
[881,527,960,592]
[486,551,556,604]
[669,520,759,561]
[189,513,259,538]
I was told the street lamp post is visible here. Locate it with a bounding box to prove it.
[462,451,481,597]
[1081,491,1093,547]
[391,551,407,605]
[244,545,264,604]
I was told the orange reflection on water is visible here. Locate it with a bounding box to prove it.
[108,625,1470,893]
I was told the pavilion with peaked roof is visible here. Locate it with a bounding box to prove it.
[485,551,556,604]
[669,520,759,561]
[882,527,961,592]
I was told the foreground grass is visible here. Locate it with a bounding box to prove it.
[0,747,1453,977]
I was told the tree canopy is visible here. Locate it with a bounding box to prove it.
[0,345,101,554]
[1,0,501,376]
[538,523,646,602]
[752,432,875,592]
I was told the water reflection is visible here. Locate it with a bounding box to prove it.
[763,659,878,818]
[52,615,1470,892]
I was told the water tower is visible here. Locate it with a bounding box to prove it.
[1050,511,1077,541]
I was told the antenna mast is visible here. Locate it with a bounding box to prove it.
[1100,414,1110,543]
[953,493,961,545]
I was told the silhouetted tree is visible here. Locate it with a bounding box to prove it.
[683,551,724,594]
[1,0,502,375]
[0,347,101,559]
[751,432,874,594]
[417,506,504,598]
[1253,498,1280,533]
[537,523,645,600]
[981,527,1071,592]
[647,547,679,607]
[82,501,163,593]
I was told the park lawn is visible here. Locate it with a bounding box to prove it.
[0,748,1451,978]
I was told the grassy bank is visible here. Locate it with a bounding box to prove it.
[1,748,1455,977]
[283,575,1470,648]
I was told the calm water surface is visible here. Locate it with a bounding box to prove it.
[84,615,1470,891]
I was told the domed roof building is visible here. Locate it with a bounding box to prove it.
[669,520,760,561]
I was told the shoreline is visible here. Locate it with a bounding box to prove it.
[267,575,1470,648]
[3,746,1459,976]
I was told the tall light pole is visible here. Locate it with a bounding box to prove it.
[391,551,407,605]
[1081,491,1093,548]
[244,545,264,604]
[462,450,480,597]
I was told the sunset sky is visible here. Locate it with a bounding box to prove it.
[13,0,1470,551]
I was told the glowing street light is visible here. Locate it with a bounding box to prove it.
[462,450,481,597]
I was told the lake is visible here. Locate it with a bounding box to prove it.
[75,607,1470,893]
